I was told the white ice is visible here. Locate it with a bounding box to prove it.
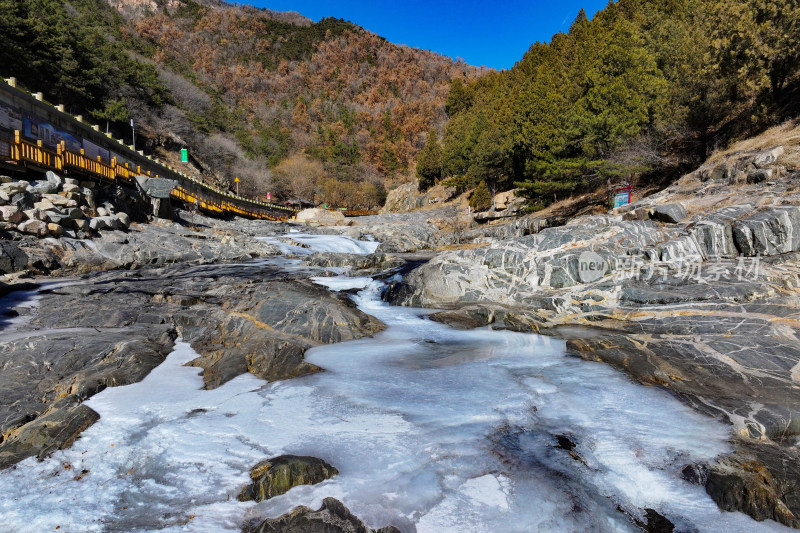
[257,233,380,256]
[0,280,792,533]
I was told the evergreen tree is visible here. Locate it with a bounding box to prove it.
[416,128,443,190]
[469,180,492,211]
[445,78,472,117]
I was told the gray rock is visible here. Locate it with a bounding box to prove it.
[88,217,109,231]
[244,497,401,533]
[0,205,22,224]
[0,327,176,468]
[304,252,404,273]
[45,170,63,186]
[238,455,339,502]
[11,192,34,210]
[64,207,83,219]
[753,146,784,168]
[134,176,178,199]
[708,160,735,181]
[179,280,384,389]
[690,204,753,259]
[650,203,687,224]
[747,168,772,183]
[0,257,382,469]
[45,211,71,226]
[0,181,28,196]
[29,180,58,195]
[116,212,131,229]
[17,219,48,236]
[733,206,800,256]
[23,208,46,222]
[0,241,28,273]
[706,440,799,529]
[46,222,63,237]
[99,215,120,229]
[41,194,76,208]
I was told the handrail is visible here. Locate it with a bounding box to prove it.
[0,130,294,220]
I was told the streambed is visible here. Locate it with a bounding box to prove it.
[0,235,791,532]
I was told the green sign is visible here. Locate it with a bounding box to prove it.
[180,148,188,163]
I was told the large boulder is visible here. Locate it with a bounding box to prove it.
[238,455,339,502]
[753,146,784,168]
[45,170,63,187]
[733,206,800,256]
[690,204,752,259]
[29,180,58,195]
[0,181,29,196]
[650,203,687,224]
[244,497,401,533]
[0,241,28,273]
[177,280,385,389]
[295,208,346,226]
[705,441,800,529]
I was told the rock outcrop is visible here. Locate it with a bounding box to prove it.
[295,208,347,226]
[380,182,456,214]
[0,258,386,469]
[244,497,401,533]
[388,150,800,527]
[304,252,405,274]
[238,455,339,502]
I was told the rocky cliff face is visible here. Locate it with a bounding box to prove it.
[388,145,800,528]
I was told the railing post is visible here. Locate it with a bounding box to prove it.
[56,141,64,170]
[12,130,20,161]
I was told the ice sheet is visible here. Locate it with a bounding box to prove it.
[0,280,791,533]
[257,233,380,256]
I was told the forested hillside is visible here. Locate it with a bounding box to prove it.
[418,0,800,208]
[0,0,478,207]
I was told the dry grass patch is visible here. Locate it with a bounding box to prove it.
[708,120,800,169]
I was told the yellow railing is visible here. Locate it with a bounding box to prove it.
[59,144,116,181]
[1,129,293,220]
[15,132,55,169]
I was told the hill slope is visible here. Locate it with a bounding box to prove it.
[0,0,479,206]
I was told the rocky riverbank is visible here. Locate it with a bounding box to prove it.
[0,257,389,470]
[386,144,800,528]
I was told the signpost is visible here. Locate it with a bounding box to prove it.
[613,186,633,209]
[181,148,188,163]
[234,176,240,196]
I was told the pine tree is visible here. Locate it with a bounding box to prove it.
[445,78,472,117]
[469,180,492,211]
[416,128,443,190]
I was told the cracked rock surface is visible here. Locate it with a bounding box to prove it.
[0,260,384,469]
[389,166,800,527]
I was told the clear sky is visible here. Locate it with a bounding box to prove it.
[246,0,611,70]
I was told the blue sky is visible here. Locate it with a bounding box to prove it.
[247,1,610,70]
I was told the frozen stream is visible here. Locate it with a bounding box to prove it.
[0,236,793,532]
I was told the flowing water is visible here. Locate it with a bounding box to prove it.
[0,236,792,532]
